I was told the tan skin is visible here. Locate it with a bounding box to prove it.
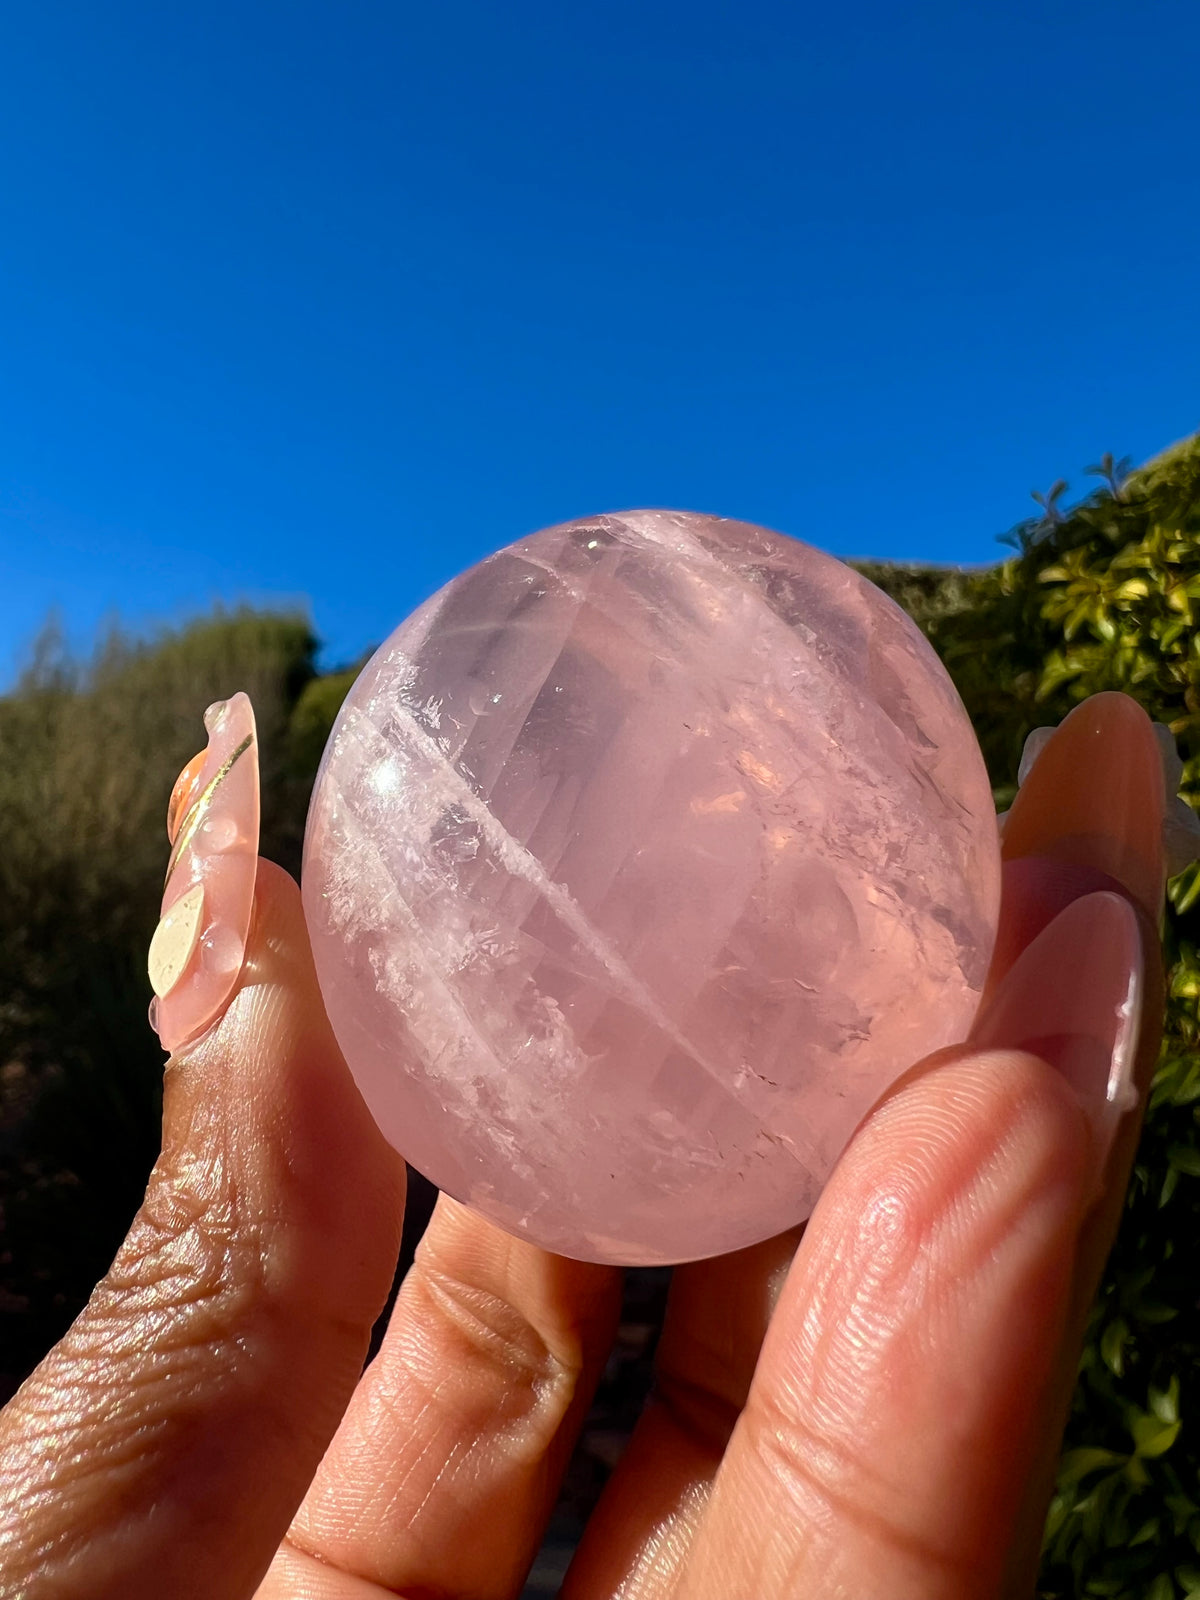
[0,693,1167,1599]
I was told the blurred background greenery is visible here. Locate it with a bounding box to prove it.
[2,441,1199,1597]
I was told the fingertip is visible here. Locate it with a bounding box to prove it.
[162,850,406,1244]
[822,1050,1094,1272]
[249,854,303,914]
[1001,691,1165,924]
[167,857,324,1069]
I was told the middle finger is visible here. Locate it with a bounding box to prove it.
[263,1194,622,1599]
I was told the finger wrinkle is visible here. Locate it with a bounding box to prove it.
[767,1060,1088,1438]
[0,863,405,1600]
[0,1362,217,1575]
[352,1390,469,1529]
[650,1372,742,1462]
[846,1062,1088,1364]
[834,1055,1086,1285]
[732,1401,979,1599]
[291,1276,569,1562]
[285,1194,621,1596]
[781,1178,942,1431]
[265,1538,408,1599]
[165,995,406,1328]
[608,1483,707,1600]
[403,1261,579,1448]
[285,1368,466,1556]
[6,1378,179,1500]
[0,1177,272,1563]
[84,1178,266,1348]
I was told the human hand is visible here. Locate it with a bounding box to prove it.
[0,691,1167,1599]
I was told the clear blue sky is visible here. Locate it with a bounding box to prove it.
[2,0,1198,680]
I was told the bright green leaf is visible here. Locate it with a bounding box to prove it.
[1150,1377,1181,1424]
[1131,1414,1181,1458]
[1059,1447,1127,1486]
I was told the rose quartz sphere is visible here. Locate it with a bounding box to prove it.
[303,512,1000,1265]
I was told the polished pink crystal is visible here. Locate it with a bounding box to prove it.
[303,512,1001,1265]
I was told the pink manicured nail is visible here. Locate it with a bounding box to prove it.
[149,693,260,1053]
[1001,693,1164,922]
[969,890,1143,1160]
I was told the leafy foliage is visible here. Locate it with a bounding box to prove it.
[867,434,1200,1597]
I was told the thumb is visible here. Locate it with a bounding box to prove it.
[0,861,406,1600]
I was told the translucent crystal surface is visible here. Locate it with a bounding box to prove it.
[303,512,1001,1265]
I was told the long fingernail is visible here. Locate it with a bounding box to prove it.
[969,890,1143,1165]
[149,693,260,1053]
[1002,692,1164,921]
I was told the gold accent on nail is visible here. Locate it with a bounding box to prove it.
[167,749,207,844]
[164,733,253,890]
[148,883,206,998]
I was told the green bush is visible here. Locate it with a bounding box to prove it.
[867,436,1200,1598]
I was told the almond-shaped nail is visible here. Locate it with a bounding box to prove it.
[1002,692,1164,921]
[970,890,1143,1167]
[1015,716,1200,878]
[149,692,260,1053]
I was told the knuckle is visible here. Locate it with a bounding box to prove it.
[652,1368,742,1458]
[400,1252,581,1449]
[421,1257,573,1387]
[742,1393,971,1587]
[77,1156,265,1367]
